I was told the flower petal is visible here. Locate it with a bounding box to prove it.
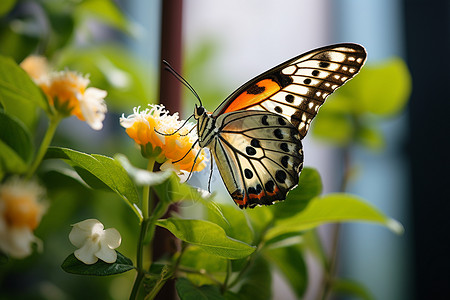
[80,87,107,130]
[69,219,102,247]
[74,241,100,265]
[102,228,121,249]
[95,243,118,263]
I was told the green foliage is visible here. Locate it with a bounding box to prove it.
[45,147,141,220]
[233,255,272,300]
[313,58,412,150]
[265,193,403,241]
[0,55,49,128]
[269,167,322,219]
[156,218,256,259]
[331,278,375,300]
[264,244,308,298]
[61,251,134,276]
[0,0,15,17]
[0,110,32,179]
[176,278,224,300]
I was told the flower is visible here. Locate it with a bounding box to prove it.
[0,177,46,258]
[69,219,121,265]
[20,56,107,130]
[19,55,50,85]
[120,105,207,176]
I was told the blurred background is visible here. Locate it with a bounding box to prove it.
[0,0,447,299]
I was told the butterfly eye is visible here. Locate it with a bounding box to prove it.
[195,105,205,117]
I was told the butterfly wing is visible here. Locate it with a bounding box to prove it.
[212,43,367,138]
[210,110,304,208]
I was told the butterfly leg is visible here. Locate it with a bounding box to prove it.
[207,149,214,193]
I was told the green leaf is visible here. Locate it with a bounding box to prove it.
[270,167,322,219]
[0,55,49,126]
[156,218,255,259]
[362,59,411,116]
[264,244,308,298]
[237,255,272,300]
[245,206,274,242]
[0,0,16,17]
[312,111,353,145]
[76,0,134,35]
[0,111,32,177]
[265,193,403,241]
[45,147,141,220]
[61,251,134,276]
[153,173,205,205]
[341,58,412,116]
[332,278,375,300]
[356,124,385,151]
[115,154,173,186]
[207,204,253,244]
[180,246,228,286]
[176,278,224,300]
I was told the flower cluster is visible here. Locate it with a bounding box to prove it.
[0,177,46,258]
[120,105,207,180]
[20,55,107,130]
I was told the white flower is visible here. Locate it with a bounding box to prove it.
[69,219,121,265]
[0,177,46,259]
[20,56,109,131]
[79,87,108,130]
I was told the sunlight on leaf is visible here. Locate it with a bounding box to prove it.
[265,193,403,241]
[0,55,49,128]
[45,147,141,220]
[156,218,255,259]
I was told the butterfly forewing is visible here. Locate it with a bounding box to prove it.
[213,44,367,139]
[198,43,366,208]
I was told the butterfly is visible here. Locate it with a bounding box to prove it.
[191,43,367,209]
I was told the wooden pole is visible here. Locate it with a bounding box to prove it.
[159,0,183,113]
[154,1,183,299]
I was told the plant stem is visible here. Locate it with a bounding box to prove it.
[221,260,232,294]
[318,147,352,300]
[142,159,156,219]
[130,159,156,299]
[26,115,61,178]
[129,270,145,300]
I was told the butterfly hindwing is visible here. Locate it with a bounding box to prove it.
[210,110,303,208]
[213,43,367,139]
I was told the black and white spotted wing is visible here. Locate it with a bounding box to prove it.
[213,43,367,139]
[194,43,367,208]
[207,110,303,208]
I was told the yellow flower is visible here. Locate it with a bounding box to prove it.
[20,56,107,130]
[120,105,207,175]
[0,177,46,258]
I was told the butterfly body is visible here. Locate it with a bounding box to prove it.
[194,43,367,209]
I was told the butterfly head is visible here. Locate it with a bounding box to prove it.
[194,104,206,120]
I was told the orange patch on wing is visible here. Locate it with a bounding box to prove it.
[248,186,279,200]
[224,79,281,113]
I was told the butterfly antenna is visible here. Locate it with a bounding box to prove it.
[163,60,203,106]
